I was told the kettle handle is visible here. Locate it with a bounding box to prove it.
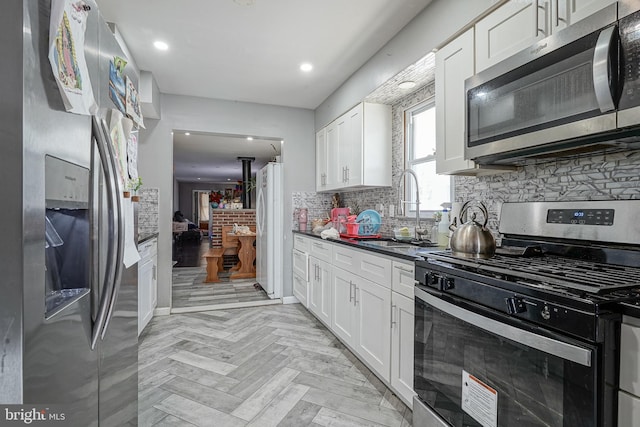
[449,216,457,232]
[459,200,489,228]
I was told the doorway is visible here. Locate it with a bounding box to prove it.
[171,131,282,313]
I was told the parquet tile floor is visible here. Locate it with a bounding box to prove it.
[138,304,412,426]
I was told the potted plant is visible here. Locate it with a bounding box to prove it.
[129,177,143,202]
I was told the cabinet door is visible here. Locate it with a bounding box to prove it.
[309,257,332,326]
[325,121,340,190]
[293,272,308,308]
[315,128,328,191]
[138,257,153,336]
[331,268,358,346]
[344,103,363,187]
[618,391,640,427]
[391,292,415,408]
[435,28,476,174]
[356,279,391,382]
[475,0,546,73]
[392,261,415,299]
[292,248,308,281]
[336,113,349,186]
[552,0,616,33]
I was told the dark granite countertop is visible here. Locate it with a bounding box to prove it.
[138,232,159,244]
[292,230,445,261]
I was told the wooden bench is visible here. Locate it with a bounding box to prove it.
[203,248,225,283]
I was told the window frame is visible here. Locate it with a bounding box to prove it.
[403,98,452,218]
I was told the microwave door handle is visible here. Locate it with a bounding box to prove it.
[90,116,118,350]
[592,25,617,113]
[414,287,592,367]
[99,118,126,339]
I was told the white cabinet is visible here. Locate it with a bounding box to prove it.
[331,267,359,345]
[332,265,391,382]
[292,247,309,307]
[315,128,328,192]
[138,237,157,336]
[475,0,546,73]
[315,102,391,191]
[551,0,617,34]
[309,256,332,327]
[476,0,616,73]
[392,260,415,299]
[619,316,640,427]
[293,272,308,308]
[356,278,391,382]
[391,292,415,408]
[435,28,477,175]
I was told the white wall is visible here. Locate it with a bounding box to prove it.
[314,0,499,128]
[138,94,315,309]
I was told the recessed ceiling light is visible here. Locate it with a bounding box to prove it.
[154,41,169,51]
[184,132,190,136]
[197,177,201,180]
[227,178,231,181]
[398,81,416,89]
[300,63,313,72]
[246,137,253,141]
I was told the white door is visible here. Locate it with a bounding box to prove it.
[331,267,358,346]
[356,279,391,382]
[391,292,416,408]
[256,167,269,292]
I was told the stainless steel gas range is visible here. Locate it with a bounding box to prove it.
[413,200,640,427]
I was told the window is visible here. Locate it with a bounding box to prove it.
[404,100,451,214]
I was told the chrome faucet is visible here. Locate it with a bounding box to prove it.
[396,169,425,240]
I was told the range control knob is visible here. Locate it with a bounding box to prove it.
[541,305,551,320]
[426,272,439,286]
[438,277,455,291]
[506,297,527,315]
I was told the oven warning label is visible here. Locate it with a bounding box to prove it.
[461,370,498,427]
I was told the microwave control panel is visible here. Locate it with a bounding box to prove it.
[619,10,640,109]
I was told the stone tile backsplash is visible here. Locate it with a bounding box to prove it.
[138,187,159,237]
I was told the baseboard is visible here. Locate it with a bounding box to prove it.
[282,296,300,305]
[171,299,282,314]
[154,307,171,316]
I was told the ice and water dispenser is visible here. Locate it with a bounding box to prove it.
[44,155,91,317]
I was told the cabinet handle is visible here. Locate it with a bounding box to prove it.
[391,304,397,327]
[354,286,359,305]
[535,1,547,37]
[555,0,566,26]
[349,281,354,303]
[345,166,349,182]
[152,265,156,280]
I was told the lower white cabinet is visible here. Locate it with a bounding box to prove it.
[356,277,391,382]
[138,237,157,336]
[293,272,308,307]
[309,256,332,326]
[332,266,391,382]
[618,316,640,427]
[391,291,415,407]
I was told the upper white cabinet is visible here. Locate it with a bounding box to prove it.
[315,128,328,192]
[475,0,546,73]
[315,102,391,192]
[551,0,617,33]
[476,0,617,73]
[435,28,477,175]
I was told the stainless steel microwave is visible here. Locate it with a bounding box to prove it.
[465,2,640,164]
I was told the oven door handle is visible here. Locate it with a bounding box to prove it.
[415,288,592,367]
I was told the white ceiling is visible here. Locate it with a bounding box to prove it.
[96,0,433,183]
[173,132,281,183]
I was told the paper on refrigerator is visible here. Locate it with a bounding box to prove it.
[48,0,98,115]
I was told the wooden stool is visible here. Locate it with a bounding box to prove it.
[203,248,225,283]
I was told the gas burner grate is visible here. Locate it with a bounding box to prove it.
[426,252,640,295]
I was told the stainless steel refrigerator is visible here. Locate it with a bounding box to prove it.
[0,1,138,426]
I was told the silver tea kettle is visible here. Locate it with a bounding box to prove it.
[448,200,496,259]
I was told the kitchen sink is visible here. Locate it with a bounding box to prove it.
[362,240,414,247]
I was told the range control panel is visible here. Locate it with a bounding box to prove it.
[547,209,614,226]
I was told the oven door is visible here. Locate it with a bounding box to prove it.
[414,286,609,427]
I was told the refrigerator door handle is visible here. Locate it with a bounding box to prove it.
[257,187,266,236]
[99,117,126,339]
[90,116,118,350]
